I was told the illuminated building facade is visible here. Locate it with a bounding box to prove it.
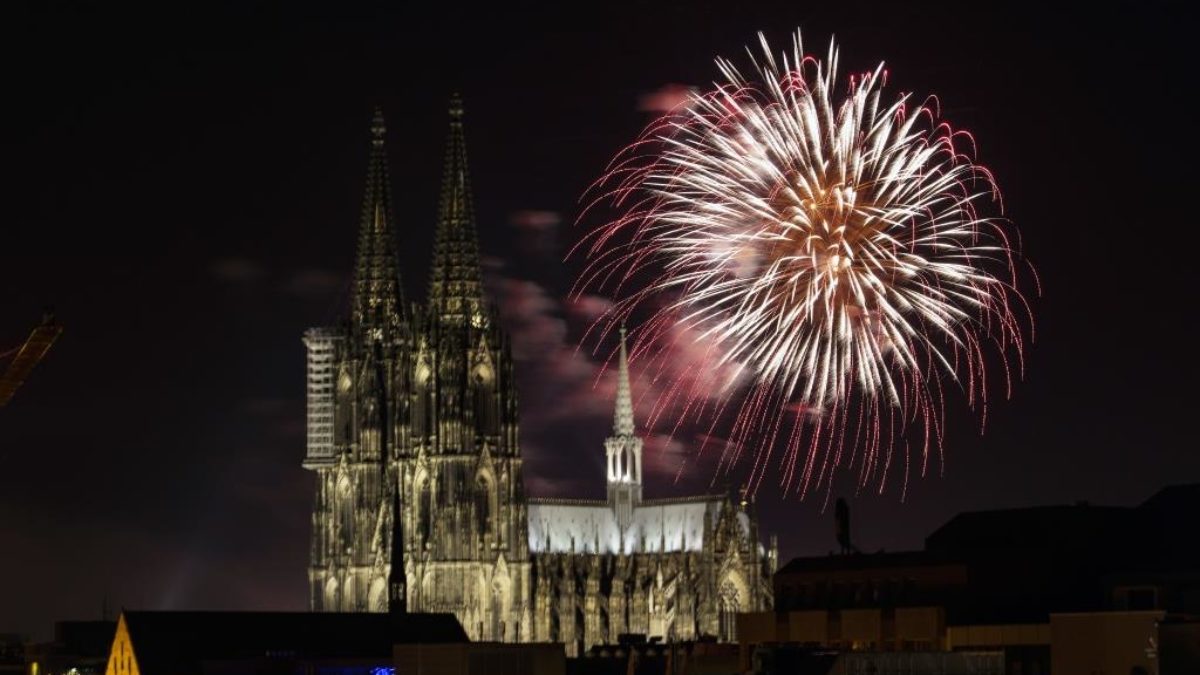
[526,326,777,652]
[303,99,775,653]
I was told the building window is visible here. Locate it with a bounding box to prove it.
[337,479,354,550]
[476,476,493,537]
[473,370,495,434]
[419,480,433,544]
[719,580,740,642]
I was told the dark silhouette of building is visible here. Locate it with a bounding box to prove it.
[0,634,25,675]
[24,621,115,675]
[776,484,1200,623]
[567,636,742,675]
[744,484,1200,674]
[104,611,466,675]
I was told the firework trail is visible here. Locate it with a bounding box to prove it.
[573,30,1035,500]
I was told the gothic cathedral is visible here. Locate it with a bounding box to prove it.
[303,99,775,655]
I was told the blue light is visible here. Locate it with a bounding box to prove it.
[315,667,393,675]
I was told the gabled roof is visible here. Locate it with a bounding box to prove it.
[924,504,1133,553]
[922,484,1200,556]
[1137,483,1200,514]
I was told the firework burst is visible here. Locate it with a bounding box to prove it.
[573,30,1035,499]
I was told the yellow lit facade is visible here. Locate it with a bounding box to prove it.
[103,616,138,675]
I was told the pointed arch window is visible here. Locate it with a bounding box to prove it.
[336,478,354,551]
[336,370,354,444]
[418,479,433,544]
[414,360,431,438]
[490,580,504,640]
[719,580,740,642]
[473,363,495,435]
[476,475,493,538]
[324,577,339,611]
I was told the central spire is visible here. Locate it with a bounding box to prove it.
[427,93,486,326]
[613,325,635,437]
[351,107,404,336]
[606,324,643,521]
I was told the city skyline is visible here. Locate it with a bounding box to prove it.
[2,1,1195,640]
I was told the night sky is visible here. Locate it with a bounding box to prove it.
[2,2,1195,639]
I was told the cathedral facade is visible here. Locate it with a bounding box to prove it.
[303,99,775,655]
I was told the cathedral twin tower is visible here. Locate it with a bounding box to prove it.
[303,97,526,633]
[303,98,775,655]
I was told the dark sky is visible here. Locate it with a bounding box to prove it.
[2,2,1195,639]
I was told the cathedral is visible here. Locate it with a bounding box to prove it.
[302,97,776,655]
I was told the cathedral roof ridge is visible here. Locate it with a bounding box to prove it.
[637,495,726,506]
[527,496,609,507]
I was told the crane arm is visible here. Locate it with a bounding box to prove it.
[0,315,63,407]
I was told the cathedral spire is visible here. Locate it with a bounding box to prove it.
[351,107,405,335]
[427,93,486,325]
[613,325,635,436]
[606,324,643,519]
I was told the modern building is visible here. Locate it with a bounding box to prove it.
[302,98,775,656]
[740,484,1200,674]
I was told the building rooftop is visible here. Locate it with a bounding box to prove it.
[116,611,466,675]
[776,550,959,576]
[773,483,1200,623]
[528,497,752,555]
[925,503,1133,553]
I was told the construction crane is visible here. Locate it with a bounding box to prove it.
[0,311,62,407]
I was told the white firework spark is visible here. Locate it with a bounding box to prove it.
[574,30,1034,498]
